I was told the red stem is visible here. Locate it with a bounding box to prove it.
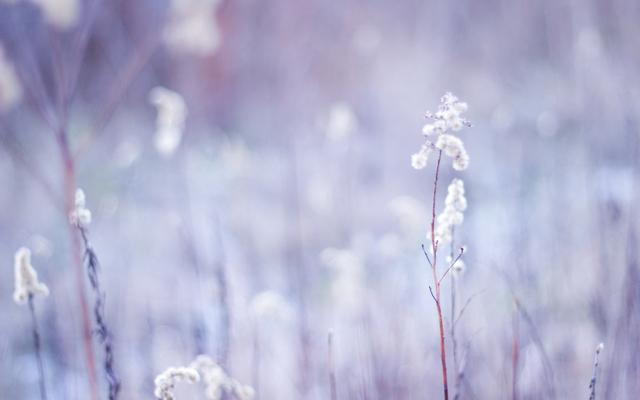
[57,131,100,400]
[430,150,449,400]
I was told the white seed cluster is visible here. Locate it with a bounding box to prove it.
[154,366,200,400]
[13,247,49,304]
[163,0,222,56]
[190,355,255,400]
[149,87,188,157]
[433,179,467,246]
[69,188,92,227]
[412,92,470,171]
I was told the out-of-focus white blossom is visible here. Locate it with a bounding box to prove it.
[190,355,255,400]
[69,188,92,227]
[13,247,49,304]
[149,87,187,157]
[432,179,467,246]
[389,195,427,233]
[154,366,200,400]
[0,45,22,111]
[250,290,294,321]
[326,102,357,141]
[411,92,470,170]
[447,255,466,278]
[321,247,366,311]
[164,0,222,56]
[31,0,79,29]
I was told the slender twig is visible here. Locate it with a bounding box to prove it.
[421,244,433,267]
[328,331,337,400]
[426,150,449,400]
[454,290,486,327]
[79,226,121,400]
[588,343,604,400]
[28,294,48,400]
[74,36,160,159]
[439,248,464,284]
[511,300,520,400]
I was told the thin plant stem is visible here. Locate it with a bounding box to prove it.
[56,128,100,400]
[28,294,48,400]
[428,150,449,400]
[328,331,337,400]
[589,344,603,400]
[511,301,520,400]
[79,226,121,400]
[449,230,463,400]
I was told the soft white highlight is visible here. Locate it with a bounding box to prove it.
[30,0,79,29]
[69,188,92,227]
[250,291,294,321]
[164,0,222,56]
[154,366,200,400]
[326,102,357,141]
[411,92,470,170]
[13,247,49,304]
[190,355,255,400]
[149,87,187,157]
[0,45,22,111]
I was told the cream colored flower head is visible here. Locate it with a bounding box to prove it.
[13,247,49,304]
[412,92,470,171]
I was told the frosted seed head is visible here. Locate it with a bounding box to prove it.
[69,188,92,227]
[13,247,49,304]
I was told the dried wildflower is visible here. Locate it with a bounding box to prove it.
[154,366,200,400]
[0,45,22,111]
[149,87,187,157]
[69,188,92,227]
[190,355,255,400]
[164,0,222,56]
[432,179,467,246]
[13,247,49,304]
[411,92,470,170]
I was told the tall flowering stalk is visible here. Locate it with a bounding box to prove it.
[71,189,121,400]
[412,93,470,400]
[13,247,50,400]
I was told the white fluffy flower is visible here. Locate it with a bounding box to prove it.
[154,366,200,400]
[412,92,470,170]
[69,188,92,227]
[164,0,222,56]
[432,179,467,246]
[411,142,433,170]
[149,87,187,157]
[190,355,255,400]
[0,45,22,111]
[13,247,49,304]
[434,134,469,171]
